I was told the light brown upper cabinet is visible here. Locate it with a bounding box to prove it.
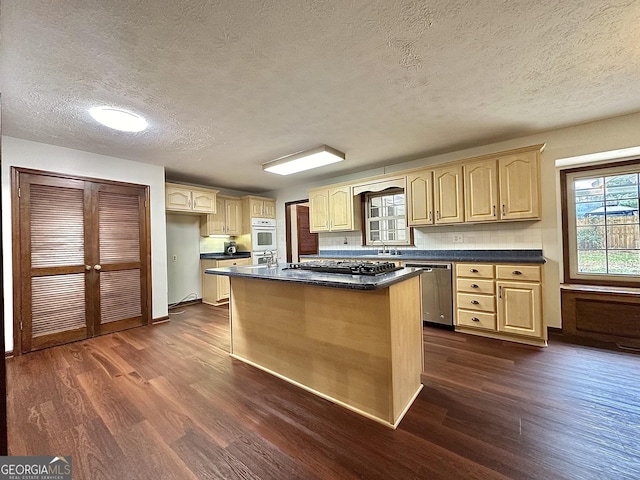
[309,185,358,232]
[498,150,540,220]
[201,195,243,236]
[464,159,499,222]
[309,188,330,232]
[244,195,276,219]
[406,170,434,226]
[464,151,540,223]
[433,165,464,224]
[165,183,218,214]
[309,144,543,230]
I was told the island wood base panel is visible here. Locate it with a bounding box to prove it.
[229,276,423,428]
[230,353,423,429]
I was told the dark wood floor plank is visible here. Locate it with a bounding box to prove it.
[114,420,200,480]
[64,418,130,480]
[149,374,244,448]
[6,303,640,480]
[75,368,145,436]
[172,428,261,480]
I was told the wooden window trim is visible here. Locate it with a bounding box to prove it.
[561,158,640,288]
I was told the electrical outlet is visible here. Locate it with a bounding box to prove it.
[172,255,178,262]
[453,234,463,243]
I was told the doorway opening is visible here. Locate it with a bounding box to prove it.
[285,200,318,263]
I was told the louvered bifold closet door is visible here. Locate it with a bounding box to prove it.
[92,184,149,335]
[20,175,90,352]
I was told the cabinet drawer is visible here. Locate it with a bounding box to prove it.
[217,258,250,267]
[456,263,494,279]
[456,278,495,295]
[457,309,496,330]
[457,293,495,313]
[496,265,541,282]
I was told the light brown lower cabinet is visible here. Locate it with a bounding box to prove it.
[454,262,545,346]
[201,258,251,305]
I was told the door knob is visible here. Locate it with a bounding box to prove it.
[85,265,92,271]
[94,265,102,271]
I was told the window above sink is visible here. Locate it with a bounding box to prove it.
[364,188,410,247]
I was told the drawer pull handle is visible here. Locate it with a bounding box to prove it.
[471,300,480,305]
[471,317,480,322]
[470,268,479,273]
[470,283,479,288]
[512,270,522,275]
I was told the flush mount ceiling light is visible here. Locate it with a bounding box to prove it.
[89,106,148,132]
[262,145,345,175]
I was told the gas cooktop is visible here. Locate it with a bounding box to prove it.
[287,260,402,276]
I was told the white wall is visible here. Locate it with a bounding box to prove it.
[269,111,640,330]
[166,214,202,304]
[1,136,169,351]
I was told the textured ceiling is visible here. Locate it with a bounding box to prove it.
[2,1,640,193]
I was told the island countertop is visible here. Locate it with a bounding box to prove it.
[205,264,423,290]
[301,249,546,264]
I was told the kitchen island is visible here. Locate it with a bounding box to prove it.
[205,263,423,428]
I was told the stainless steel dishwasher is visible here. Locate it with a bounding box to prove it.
[405,262,453,329]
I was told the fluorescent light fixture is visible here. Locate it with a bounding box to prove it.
[262,145,345,175]
[89,106,148,132]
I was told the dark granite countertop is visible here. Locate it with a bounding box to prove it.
[204,264,423,290]
[200,252,251,260]
[301,249,545,264]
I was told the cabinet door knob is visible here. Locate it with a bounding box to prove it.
[471,317,480,322]
[512,270,522,275]
[470,283,479,288]
[471,300,480,305]
[470,268,479,273]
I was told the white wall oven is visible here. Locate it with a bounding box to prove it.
[251,217,277,252]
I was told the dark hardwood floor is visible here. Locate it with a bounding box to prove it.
[6,303,640,479]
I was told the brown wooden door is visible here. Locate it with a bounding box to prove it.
[92,183,149,336]
[296,206,318,256]
[15,170,150,354]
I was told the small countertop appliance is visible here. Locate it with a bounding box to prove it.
[224,241,237,255]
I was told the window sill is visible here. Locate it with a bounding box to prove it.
[561,283,640,296]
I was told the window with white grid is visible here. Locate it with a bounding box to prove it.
[564,162,640,284]
[365,189,409,245]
